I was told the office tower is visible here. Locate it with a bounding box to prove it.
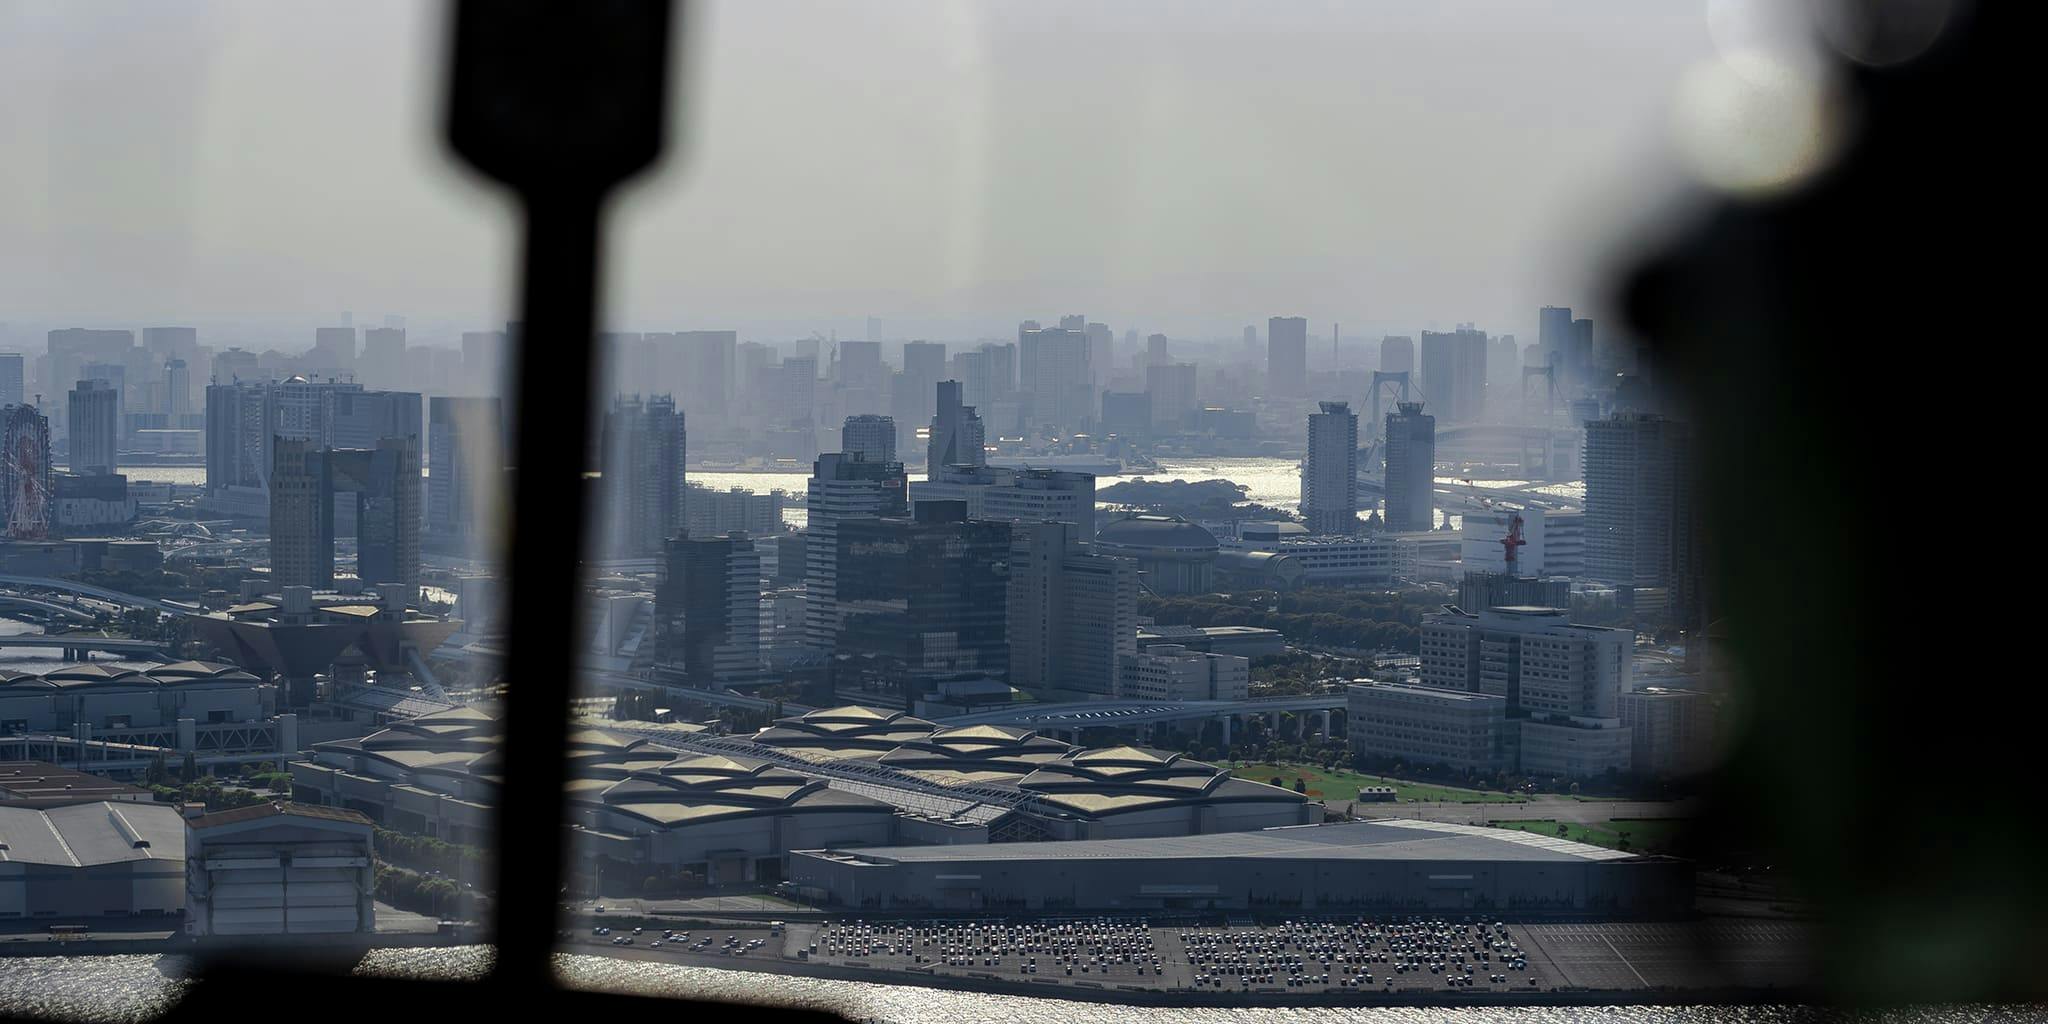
[676,330,736,418]
[803,451,907,650]
[324,390,423,451]
[270,437,422,591]
[0,354,24,409]
[1146,333,1169,367]
[894,341,947,450]
[1267,316,1308,397]
[1537,305,1576,389]
[912,465,1096,540]
[361,328,406,390]
[1085,322,1113,387]
[274,376,364,442]
[1383,401,1435,532]
[163,360,191,417]
[1458,570,1571,613]
[1020,327,1091,434]
[1099,391,1151,442]
[835,502,1012,682]
[268,438,325,588]
[460,330,506,390]
[0,404,52,540]
[1118,645,1250,702]
[1243,325,1258,350]
[777,356,818,427]
[926,380,985,469]
[1145,362,1198,431]
[1302,400,1360,535]
[684,484,785,538]
[1008,520,1138,696]
[1419,328,1488,423]
[66,379,119,474]
[1571,318,1596,389]
[1420,605,1634,775]
[600,394,687,558]
[953,349,990,410]
[979,342,1017,398]
[657,532,764,685]
[840,414,897,465]
[1380,335,1416,376]
[427,396,505,549]
[141,326,199,359]
[212,347,259,384]
[1489,334,1520,398]
[836,340,885,393]
[1584,412,1693,597]
[203,382,273,505]
[44,329,133,406]
[309,327,357,376]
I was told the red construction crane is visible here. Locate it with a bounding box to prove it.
[1463,478,1526,573]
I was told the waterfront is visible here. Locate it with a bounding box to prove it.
[0,947,2038,1024]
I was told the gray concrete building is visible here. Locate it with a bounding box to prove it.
[184,801,376,937]
[0,800,185,920]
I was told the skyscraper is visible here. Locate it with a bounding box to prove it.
[600,394,687,558]
[1267,316,1309,397]
[1302,401,1360,535]
[1008,520,1138,697]
[657,532,764,685]
[163,359,191,417]
[1020,327,1091,435]
[803,451,907,650]
[926,380,985,469]
[66,379,119,474]
[1085,322,1113,387]
[269,437,423,592]
[1584,412,1692,602]
[894,341,948,451]
[309,327,358,377]
[1146,333,1169,367]
[1145,362,1198,431]
[0,354,23,409]
[1380,335,1415,376]
[836,502,1011,684]
[427,396,505,551]
[1383,401,1435,532]
[361,327,406,390]
[676,330,736,418]
[324,390,423,450]
[1419,328,1488,423]
[840,414,897,465]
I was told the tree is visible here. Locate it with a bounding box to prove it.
[182,751,199,782]
[1292,778,1308,794]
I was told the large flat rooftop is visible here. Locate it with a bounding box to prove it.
[806,818,1638,866]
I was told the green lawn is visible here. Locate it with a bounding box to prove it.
[1487,817,1688,853]
[1223,762,1527,804]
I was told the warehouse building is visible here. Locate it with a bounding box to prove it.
[184,801,376,937]
[790,819,1689,914]
[0,799,186,920]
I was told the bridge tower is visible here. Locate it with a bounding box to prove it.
[1521,361,1558,414]
[1368,371,1411,432]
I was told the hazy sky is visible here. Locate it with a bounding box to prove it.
[0,1,1797,347]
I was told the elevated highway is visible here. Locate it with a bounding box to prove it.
[0,575,200,615]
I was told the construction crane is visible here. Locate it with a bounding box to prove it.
[1462,478,1526,574]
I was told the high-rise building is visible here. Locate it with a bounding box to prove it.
[911,465,1097,541]
[1267,316,1309,397]
[1538,305,1573,380]
[1007,520,1137,697]
[926,380,985,469]
[836,340,886,395]
[803,451,907,650]
[1302,401,1360,535]
[657,532,764,685]
[836,502,1011,684]
[1379,335,1415,376]
[1019,327,1091,435]
[0,354,23,409]
[0,404,52,539]
[1583,412,1695,613]
[269,437,422,592]
[600,394,687,558]
[212,347,259,384]
[1099,391,1151,443]
[1145,362,1198,431]
[840,414,897,465]
[360,328,406,390]
[1419,328,1488,423]
[1146,333,1169,367]
[1383,402,1435,532]
[1457,571,1570,613]
[1420,605,1633,776]
[44,329,133,408]
[460,330,506,390]
[309,327,357,377]
[1085,322,1113,388]
[895,341,947,450]
[324,390,422,451]
[203,382,274,507]
[163,359,191,417]
[676,330,736,419]
[427,397,505,550]
[66,379,119,474]
[979,342,1017,399]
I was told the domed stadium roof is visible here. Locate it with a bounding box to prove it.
[1095,514,1219,554]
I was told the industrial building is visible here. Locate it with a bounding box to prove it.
[789,819,1690,914]
[0,799,186,920]
[0,661,269,737]
[184,801,377,936]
